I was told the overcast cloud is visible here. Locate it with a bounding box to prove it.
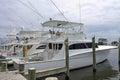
[0,0,120,41]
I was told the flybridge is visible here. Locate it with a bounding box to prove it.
[41,19,86,42]
[42,20,84,28]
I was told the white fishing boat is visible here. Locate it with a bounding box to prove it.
[14,20,117,72]
[0,29,19,57]
[16,29,49,56]
[0,28,49,59]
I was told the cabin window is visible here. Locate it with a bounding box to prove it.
[36,45,46,49]
[48,43,63,50]
[69,43,98,50]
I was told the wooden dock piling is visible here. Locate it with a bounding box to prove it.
[19,63,24,74]
[92,36,96,72]
[1,61,8,72]
[64,38,70,80]
[45,77,58,80]
[28,68,36,80]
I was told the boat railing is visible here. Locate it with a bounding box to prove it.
[49,32,64,41]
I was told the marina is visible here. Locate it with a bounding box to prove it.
[0,0,120,80]
[0,15,119,80]
[0,48,119,80]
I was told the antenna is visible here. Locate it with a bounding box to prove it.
[18,0,45,20]
[27,1,44,19]
[79,0,83,32]
[7,7,37,29]
[79,0,81,23]
[49,0,68,21]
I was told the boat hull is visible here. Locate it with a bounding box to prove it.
[24,49,110,72]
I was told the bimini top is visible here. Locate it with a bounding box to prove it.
[42,20,84,28]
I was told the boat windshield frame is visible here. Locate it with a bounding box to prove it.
[69,42,98,50]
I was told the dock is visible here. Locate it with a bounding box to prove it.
[0,58,13,66]
[0,70,27,80]
[24,67,66,78]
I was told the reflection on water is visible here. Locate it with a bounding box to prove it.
[39,49,119,80]
[70,61,118,80]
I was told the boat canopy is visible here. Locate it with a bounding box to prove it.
[42,20,84,28]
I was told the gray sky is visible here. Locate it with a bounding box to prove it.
[0,0,120,41]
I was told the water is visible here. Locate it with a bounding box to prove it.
[67,49,119,80]
[39,49,120,80]
[0,49,119,80]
